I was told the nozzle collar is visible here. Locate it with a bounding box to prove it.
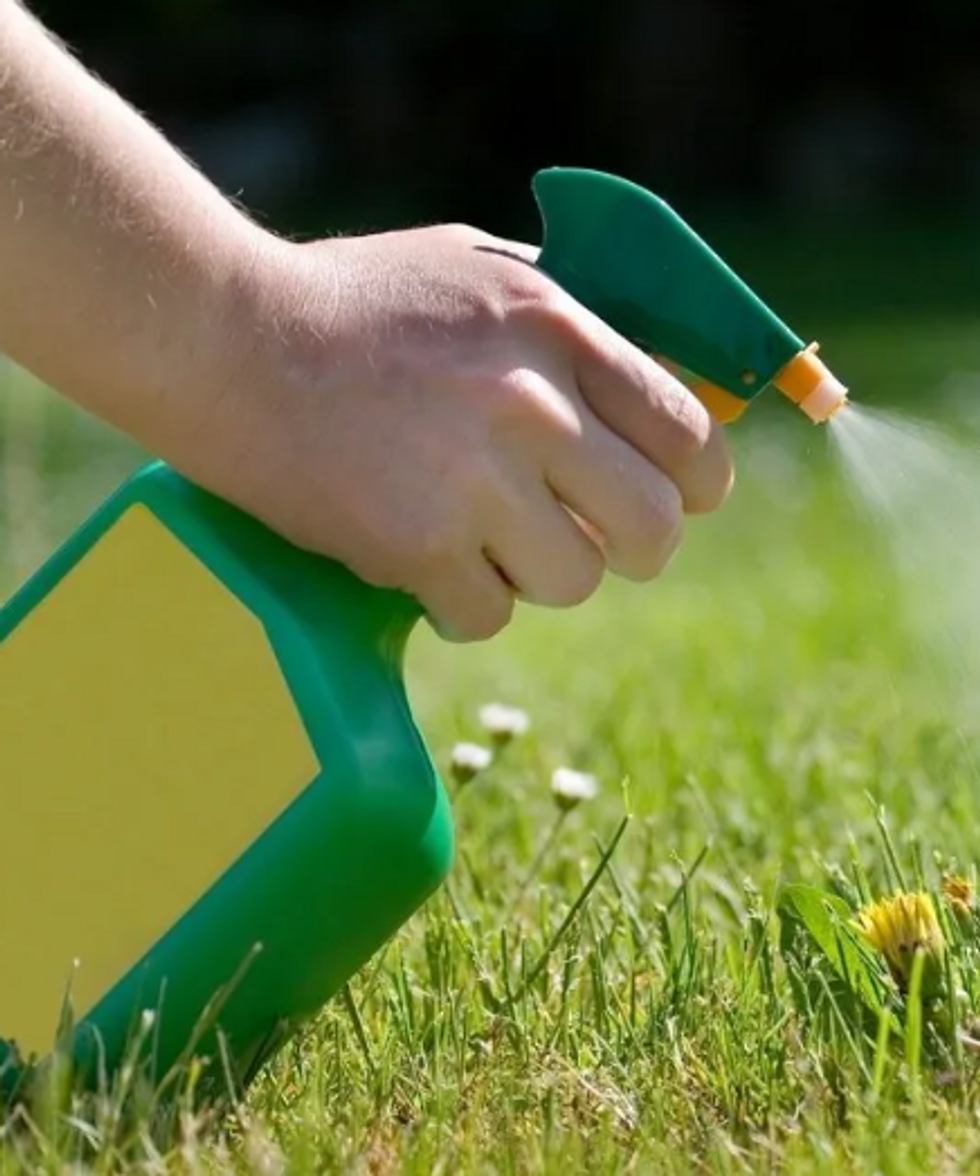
[773,343,848,423]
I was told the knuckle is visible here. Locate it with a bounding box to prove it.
[621,478,684,580]
[488,269,568,336]
[454,593,515,642]
[656,380,714,462]
[651,379,735,513]
[474,599,515,640]
[495,366,546,410]
[410,520,460,577]
[387,500,464,585]
[437,221,491,246]
[491,367,580,440]
[691,435,736,514]
[409,457,499,573]
[552,544,605,607]
[452,451,510,527]
[642,474,684,540]
[520,287,580,341]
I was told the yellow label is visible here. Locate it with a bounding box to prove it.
[0,504,320,1059]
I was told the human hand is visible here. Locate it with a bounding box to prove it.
[189,223,734,641]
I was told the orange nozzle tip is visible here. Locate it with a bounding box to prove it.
[773,343,849,425]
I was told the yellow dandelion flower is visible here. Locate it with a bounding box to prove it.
[942,874,975,921]
[853,891,945,996]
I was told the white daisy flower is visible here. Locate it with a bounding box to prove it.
[478,702,530,743]
[450,741,493,784]
[550,767,599,812]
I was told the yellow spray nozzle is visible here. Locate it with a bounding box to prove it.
[772,342,849,423]
[658,346,849,427]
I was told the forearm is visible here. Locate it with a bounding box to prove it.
[0,0,264,452]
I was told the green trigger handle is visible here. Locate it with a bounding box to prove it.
[530,167,848,424]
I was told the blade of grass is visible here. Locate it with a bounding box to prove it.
[516,811,631,999]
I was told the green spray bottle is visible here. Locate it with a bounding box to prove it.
[0,167,848,1097]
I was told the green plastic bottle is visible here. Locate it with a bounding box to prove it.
[0,167,847,1097]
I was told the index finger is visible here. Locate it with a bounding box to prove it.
[567,297,734,514]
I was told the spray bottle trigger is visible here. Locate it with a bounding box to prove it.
[652,354,751,425]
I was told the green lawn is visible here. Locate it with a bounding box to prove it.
[4,236,980,1172]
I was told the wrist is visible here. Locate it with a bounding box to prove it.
[88,207,275,477]
[157,228,344,505]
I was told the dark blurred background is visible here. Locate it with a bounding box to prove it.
[24,0,980,238]
[16,0,980,342]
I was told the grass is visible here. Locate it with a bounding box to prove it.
[6,234,980,1172]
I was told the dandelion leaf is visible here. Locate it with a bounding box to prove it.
[778,883,888,1025]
